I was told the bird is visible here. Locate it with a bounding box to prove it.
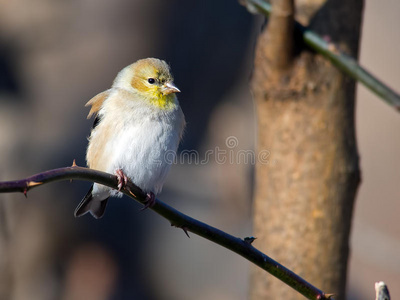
[74,58,186,219]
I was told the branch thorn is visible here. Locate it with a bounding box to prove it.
[27,181,43,187]
[71,159,78,167]
[128,189,137,198]
[171,223,190,238]
[325,293,335,299]
[244,236,257,244]
[182,226,190,238]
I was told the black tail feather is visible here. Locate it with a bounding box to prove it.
[96,198,109,219]
[74,186,109,219]
[74,186,93,217]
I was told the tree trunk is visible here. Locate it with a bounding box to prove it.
[249,0,363,299]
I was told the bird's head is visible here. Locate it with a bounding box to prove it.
[113,58,180,109]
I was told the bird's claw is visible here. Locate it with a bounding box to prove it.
[140,191,156,211]
[115,169,128,191]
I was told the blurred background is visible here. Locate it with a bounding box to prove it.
[0,0,398,299]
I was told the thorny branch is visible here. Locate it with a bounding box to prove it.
[0,163,333,300]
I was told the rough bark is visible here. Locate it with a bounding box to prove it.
[249,0,363,299]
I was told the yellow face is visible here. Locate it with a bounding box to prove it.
[129,58,180,109]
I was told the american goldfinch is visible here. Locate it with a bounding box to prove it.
[74,58,185,219]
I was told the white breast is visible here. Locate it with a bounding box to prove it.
[111,113,182,194]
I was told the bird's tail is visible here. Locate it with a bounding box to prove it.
[74,185,109,219]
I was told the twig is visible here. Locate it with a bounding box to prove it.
[263,0,295,70]
[375,282,390,300]
[240,0,400,111]
[0,165,334,300]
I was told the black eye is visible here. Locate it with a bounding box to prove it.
[148,78,155,84]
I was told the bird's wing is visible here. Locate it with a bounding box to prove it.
[179,108,186,140]
[85,89,112,119]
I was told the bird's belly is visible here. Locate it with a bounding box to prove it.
[109,121,179,194]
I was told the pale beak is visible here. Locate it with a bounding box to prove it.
[161,82,181,95]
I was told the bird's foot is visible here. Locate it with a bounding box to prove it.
[115,169,128,191]
[141,191,156,210]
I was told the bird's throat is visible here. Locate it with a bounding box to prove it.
[149,93,176,110]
